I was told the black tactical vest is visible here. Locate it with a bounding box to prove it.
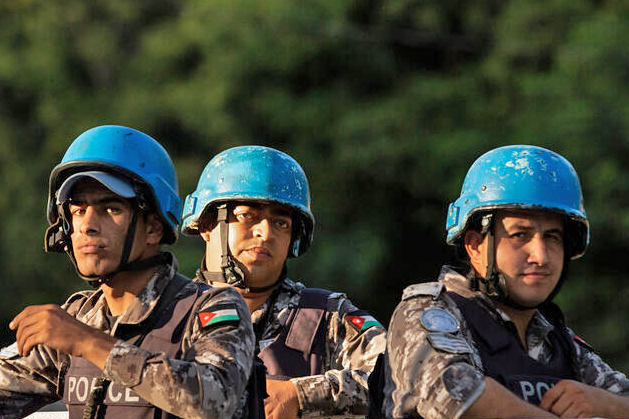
[61,274,202,419]
[257,288,331,379]
[447,292,579,405]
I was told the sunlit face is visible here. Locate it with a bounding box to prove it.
[68,179,150,278]
[468,210,565,307]
[201,202,293,289]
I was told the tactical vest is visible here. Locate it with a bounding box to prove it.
[447,292,579,405]
[366,291,580,419]
[258,288,331,379]
[62,274,202,419]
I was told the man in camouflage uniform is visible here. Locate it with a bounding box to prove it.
[375,145,629,418]
[0,126,255,419]
[181,146,386,419]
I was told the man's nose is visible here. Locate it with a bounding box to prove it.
[78,207,100,235]
[252,218,271,240]
[527,236,549,266]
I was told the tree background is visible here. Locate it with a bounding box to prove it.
[0,0,628,372]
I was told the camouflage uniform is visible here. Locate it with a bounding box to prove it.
[252,277,386,418]
[380,266,629,419]
[0,255,255,419]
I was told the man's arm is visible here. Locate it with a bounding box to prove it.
[464,377,557,418]
[288,295,387,417]
[10,303,117,369]
[554,328,629,417]
[0,290,94,418]
[102,285,255,419]
[381,294,486,419]
[0,341,65,419]
[539,379,629,418]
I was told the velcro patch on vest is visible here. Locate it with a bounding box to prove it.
[346,312,382,332]
[198,305,239,328]
[427,333,473,354]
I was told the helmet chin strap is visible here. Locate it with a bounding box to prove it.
[200,203,282,293]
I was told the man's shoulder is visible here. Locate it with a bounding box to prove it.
[401,281,446,301]
[290,282,387,336]
[390,281,465,334]
[193,280,249,310]
[289,280,353,314]
[391,281,450,315]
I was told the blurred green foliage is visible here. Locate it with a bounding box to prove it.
[0,0,628,372]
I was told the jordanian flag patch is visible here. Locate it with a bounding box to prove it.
[198,308,239,327]
[347,313,381,332]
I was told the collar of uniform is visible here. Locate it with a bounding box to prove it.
[251,278,304,326]
[439,265,479,299]
[527,310,555,343]
[280,277,302,292]
[73,290,110,331]
[439,265,521,329]
[115,252,178,325]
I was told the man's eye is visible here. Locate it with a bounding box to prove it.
[274,219,291,230]
[235,212,254,222]
[70,207,85,216]
[106,206,123,214]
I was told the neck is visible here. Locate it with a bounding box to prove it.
[495,302,536,350]
[100,266,159,316]
[238,286,276,313]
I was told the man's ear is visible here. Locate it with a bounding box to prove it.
[144,213,164,245]
[464,229,485,276]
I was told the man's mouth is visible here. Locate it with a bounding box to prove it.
[77,243,106,254]
[245,246,271,258]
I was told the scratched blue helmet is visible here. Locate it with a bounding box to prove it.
[445,145,589,259]
[47,125,181,245]
[182,145,314,257]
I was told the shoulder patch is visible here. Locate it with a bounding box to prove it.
[573,334,594,352]
[198,303,239,328]
[0,342,19,359]
[402,282,444,301]
[346,310,382,332]
[421,308,459,333]
[427,333,473,354]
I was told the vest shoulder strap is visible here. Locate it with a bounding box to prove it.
[284,288,332,354]
[402,282,444,301]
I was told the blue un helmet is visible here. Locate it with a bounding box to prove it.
[445,145,589,305]
[45,125,181,284]
[182,146,313,289]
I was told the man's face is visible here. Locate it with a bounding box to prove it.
[469,210,565,307]
[201,202,293,288]
[68,179,148,278]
